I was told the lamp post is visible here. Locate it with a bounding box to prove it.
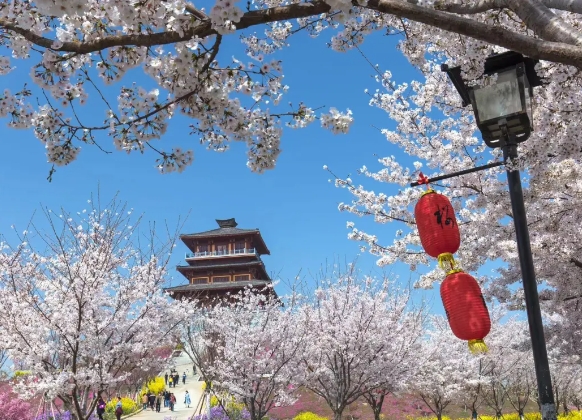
[441,52,556,420]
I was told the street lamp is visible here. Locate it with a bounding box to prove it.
[443,52,541,148]
[442,52,556,420]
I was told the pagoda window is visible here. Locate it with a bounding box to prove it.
[213,276,230,283]
[215,244,228,255]
[234,242,245,253]
[234,274,250,282]
[192,277,208,285]
[197,244,208,253]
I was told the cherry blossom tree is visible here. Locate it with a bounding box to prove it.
[547,352,581,415]
[0,196,185,420]
[113,345,175,397]
[0,1,582,175]
[408,316,474,420]
[503,360,535,420]
[569,368,582,412]
[330,37,582,362]
[180,303,217,392]
[300,271,425,420]
[201,287,308,420]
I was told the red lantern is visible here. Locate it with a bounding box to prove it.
[414,190,460,259]
[440,271,491,353]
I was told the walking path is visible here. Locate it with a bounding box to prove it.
[130,352,204,420]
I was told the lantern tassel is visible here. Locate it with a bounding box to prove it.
[468,339,489,354]
[438,253,462,274]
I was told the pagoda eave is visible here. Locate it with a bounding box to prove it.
[165,280,277,298]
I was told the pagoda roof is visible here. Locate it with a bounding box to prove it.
[180,218,270,255]
[164,279,272,293]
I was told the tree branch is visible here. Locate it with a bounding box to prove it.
[184,3,210,20]
[545,0,582,14]
[436,0,582,15]
[505,0,582,45]
[570,257,582,269]
[434,0,507,14]
[0,2,332,54]
[366,0,582,67]
[2,0,582,68]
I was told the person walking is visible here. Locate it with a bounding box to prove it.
[174,373,180,387]
[165,372,169,385]
[182,372,186,385]
[115,397,123,420]
[169,393,176,411]
[141,393,148,410]
[155,393,162,412]
[184,390,191,408]
[148,393,156,411]
[164,390,170,407]
[169,376,173,388]
[96,396,106,420]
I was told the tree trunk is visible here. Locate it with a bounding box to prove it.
[562,398,569,415]
[436,411,442,420]
[333,407,345,420]
[518,409,524,420]
[472,409,478,420]
[373,406,382,420]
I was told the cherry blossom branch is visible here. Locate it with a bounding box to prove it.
[3,0,582,67]
[364,0,582,67]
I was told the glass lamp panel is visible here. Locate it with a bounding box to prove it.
[473,68,522,123]
[523,75,533,130]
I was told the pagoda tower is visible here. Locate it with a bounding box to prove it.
[166,218,276,304]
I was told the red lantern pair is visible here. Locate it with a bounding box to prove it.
[414,186,491,353]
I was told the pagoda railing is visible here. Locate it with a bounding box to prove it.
[185,248,257,259]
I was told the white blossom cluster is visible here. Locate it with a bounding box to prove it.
[0,0,580,175]
[0,0,360,174]
[209,0,244,34]
[3,211,582,420]
[182,273,427,420]
[327,5,582,359]
[0,199,188,418]
[179,277,582,420]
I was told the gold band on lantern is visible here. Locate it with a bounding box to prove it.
[437,253,461,275]
[420,189,435,197]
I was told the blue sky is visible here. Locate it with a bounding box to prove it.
[0,28,442,306]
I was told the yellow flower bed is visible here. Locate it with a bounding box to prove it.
[293,411,329,420]
[105,397,138,415]
[142,376,166,395]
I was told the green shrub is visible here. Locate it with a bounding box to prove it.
[294,411,329,420]
[105,397,138,415]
